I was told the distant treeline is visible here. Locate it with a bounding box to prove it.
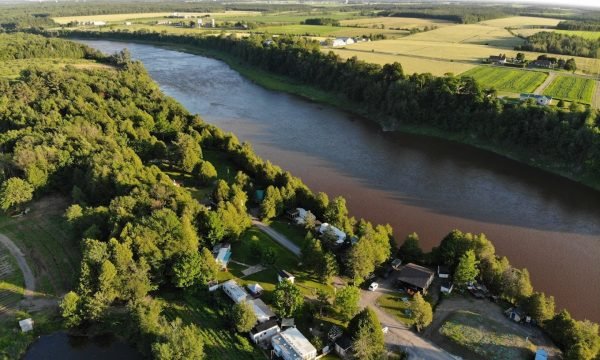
[52,30,600,186]
[517,31,600,58]
[557,20,600,32]
[0,32,101,60]
[302,18,340,26]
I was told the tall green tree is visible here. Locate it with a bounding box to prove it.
[152,318,204,360]
[454,250,479,288]
[334,286,360,321]
[0,177,34,211]
[410,293,433,332]
[173,133,201,172]
[231,301,257,333]
[273,280,303,318]
[398,232,423,263]
[349,307,385,360]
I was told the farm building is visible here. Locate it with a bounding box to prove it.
[437,265,450,278]
[271,327,317,360]
[250,318,280,344]
[213,243,232,269]
[334,336,353,359]
[222,280,248,303]
[520,93,552,106]
[278,269,295,284]
[531,59,554,68]
[318,223,346,244]
[90,21,106,26]
[250,298,277,323]
[397,263,435,294]
[488,54,507,65]
[332,37,355,47]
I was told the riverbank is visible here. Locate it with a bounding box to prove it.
[67,35,600,193]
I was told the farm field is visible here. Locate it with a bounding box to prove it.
[343,38,600,75]
[542,75,597,104]
[555,30,600,40]
[461,66,548,93]
[329,48,476,76]
[52,11,261,24]
[339,16,454,29]
[400,23,524,47]
[0,197,80,297]
[255,24,407,38]
[439,310,535,359]
[479,16,561,28]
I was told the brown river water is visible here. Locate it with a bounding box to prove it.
[81,40,600,322]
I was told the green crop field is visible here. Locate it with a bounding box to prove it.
[440,310,535,359]
[542,76,597,104]
[556,30,600,40]
[462,66,548,93]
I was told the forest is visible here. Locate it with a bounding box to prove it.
[557,20,600,31]
[0,30,595,359]
[517,31,600,58]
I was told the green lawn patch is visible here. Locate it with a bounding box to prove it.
[462,66,548,93]
[439,310,535,360]
[269,219,309,248]
[376,293,414,326]
[542,75,596,104]
[0,245,24,313]
[203,149,238,184]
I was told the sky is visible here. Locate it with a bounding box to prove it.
[512,0,600,8]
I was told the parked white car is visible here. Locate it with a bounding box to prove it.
[368,282,379,291]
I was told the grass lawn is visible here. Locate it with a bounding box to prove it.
[0,244,24,313]
[542,75,597,104]
[462,66,548,93]
[439,310,535,360]
[0,197,80,297]
[556,30,600,40]
[0,308,63,360]
[268,219,309,248]
[376,293,414,326]
[161,292,264,360]
[203,149,238,184]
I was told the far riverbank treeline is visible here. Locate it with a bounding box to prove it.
[52,30,600,190]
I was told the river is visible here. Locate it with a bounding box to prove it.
[81,40,600,323]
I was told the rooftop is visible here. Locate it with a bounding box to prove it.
[278,269,294,279]
[335,335,353,350]
[251,298,276,320]
[223,280,248,302]
[397,263,435,290]
[272,327,317,360]
[251,318,280,335]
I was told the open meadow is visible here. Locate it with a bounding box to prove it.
[461,66,548,93]
[339,16,454,30]
[53,11,261,24]
[542,75,597,104]
[439,310,535,360]
[555,30,600,40]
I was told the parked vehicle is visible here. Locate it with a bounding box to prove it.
[368,282,379,291]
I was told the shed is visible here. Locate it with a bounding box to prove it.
[437,265,450,279]
[277,269,295,284]
[255,189,265,203]
[391,258,403,270]
[505,307,526,323]
[335,335,353,358]
[440,279,454,294]
[247,283,264,296]
[19,318,34,333]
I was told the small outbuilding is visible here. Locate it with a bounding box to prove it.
[505,307,526,323]
[440,279,454,294]
[391,258,403,270]
[250,318,280,344]
[535,348,548,360]
[247,283,264,297]
[437,265,450,278]
[277,269,295,284]
[334,335,353,359]
[19,318,34,333]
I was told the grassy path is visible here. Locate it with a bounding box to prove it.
[593,80,600,110]
[534,72,556,95]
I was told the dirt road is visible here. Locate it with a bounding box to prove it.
[360,278,457,360]
[251,219,301,256]
[533,72,556,95]
[0,233,35,298]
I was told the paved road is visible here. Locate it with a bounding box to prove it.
[0,233,35,299]
[360,278,457,360]
[251,219,301,256]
